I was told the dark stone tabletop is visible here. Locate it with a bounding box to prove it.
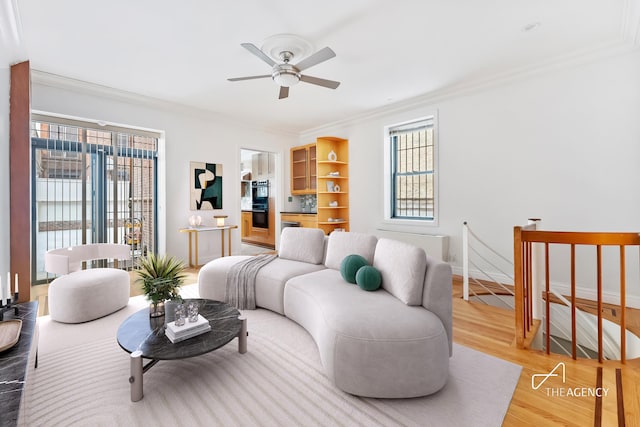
[117,299,242,360]
[0,301,38,427]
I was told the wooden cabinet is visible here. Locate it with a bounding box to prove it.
[241,211,252,239]
[281,213,318,229]
[290,144,316,195]
[241,199,275,249]
[316,137,349,235]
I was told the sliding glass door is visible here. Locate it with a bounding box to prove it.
[31,118,158,283]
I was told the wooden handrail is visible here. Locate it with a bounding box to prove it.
[514,226,640,363]
[519,230,640,245]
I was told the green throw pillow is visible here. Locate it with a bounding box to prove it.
[340,254,368,284]
[356,266,382,291]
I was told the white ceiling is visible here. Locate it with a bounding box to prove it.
[6,0,640,133]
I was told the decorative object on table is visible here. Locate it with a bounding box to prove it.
[329,200,338,207]
[328,150,337,161]
[0,272,19,321]
[174,303,185,327]
[136,252,187,317]
[165,313,211,343]
[190,161,223,210]
[0,319,22,352]
[214,215,228,227]
[188,215,202,227]
[187,301,199,322]
[326,181,335,192]
[333,184,341,192]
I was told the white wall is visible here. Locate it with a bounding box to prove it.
[300,50,640,301]
[31,79,296,265]
[0,68,10,280]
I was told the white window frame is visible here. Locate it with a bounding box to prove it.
[383,112,439,226]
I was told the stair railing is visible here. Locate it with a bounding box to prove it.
[547,288,618,359]
[462,221,516,309]
[514,224,640,363]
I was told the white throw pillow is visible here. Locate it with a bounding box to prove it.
[324,232,378,270]
[373,238,427,305]
[279,227,326,264]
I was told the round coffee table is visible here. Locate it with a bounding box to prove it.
[117,298,247,401]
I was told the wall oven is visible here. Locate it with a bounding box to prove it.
[251,206,268,229]
[252,180,269,201]
[251,180,269,229]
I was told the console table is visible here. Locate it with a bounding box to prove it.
[0,301,38,426]
[179,225,238,268]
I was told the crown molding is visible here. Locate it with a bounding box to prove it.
[30,70,298,138]
[621,0,640,46]
[0,0,27,67]
[302,36,638,137]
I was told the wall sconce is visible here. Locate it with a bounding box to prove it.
[214,215,228,227]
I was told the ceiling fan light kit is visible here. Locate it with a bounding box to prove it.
[228,34,340,99]
[272,53,299,87]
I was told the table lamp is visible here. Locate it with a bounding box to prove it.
[214,215,228,227]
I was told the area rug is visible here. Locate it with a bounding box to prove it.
[20,284,522,426]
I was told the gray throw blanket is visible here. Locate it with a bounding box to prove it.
[225,254,277,310]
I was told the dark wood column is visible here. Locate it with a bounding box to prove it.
[10,61,30,302]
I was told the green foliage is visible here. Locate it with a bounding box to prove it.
[136,252,187,303]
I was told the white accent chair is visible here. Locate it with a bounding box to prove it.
[45,244,131,323]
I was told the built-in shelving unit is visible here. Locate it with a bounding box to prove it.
[315,137,349,235]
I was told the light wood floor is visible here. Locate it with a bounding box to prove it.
[30,271,639,425]
[453,277,639,426]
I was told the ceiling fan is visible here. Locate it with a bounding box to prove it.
[228,42,340,99]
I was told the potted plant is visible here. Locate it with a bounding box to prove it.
[136,252,187,317]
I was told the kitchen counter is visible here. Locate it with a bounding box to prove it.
[280,211,317,215]
[280,212,318,229]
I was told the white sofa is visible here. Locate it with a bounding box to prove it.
[198,228,452,398]
[45,244,131,323]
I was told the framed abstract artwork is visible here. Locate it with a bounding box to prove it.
[190,162,223,210]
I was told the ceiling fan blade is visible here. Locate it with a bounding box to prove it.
[294,47,336,71]
[241,43,277,67]
[279,86,289,99]
[227,75,271,82]
[299,74,341,89]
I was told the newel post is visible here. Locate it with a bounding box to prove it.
[513,226,525,348]
[462,222,469,301]
[528,219,543,324]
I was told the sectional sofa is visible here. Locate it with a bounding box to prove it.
[198,228,452,398]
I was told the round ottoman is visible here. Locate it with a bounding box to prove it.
[48,268,130,323]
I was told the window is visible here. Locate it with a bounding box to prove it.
[388,116,436,221]
[31,115,160,283]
